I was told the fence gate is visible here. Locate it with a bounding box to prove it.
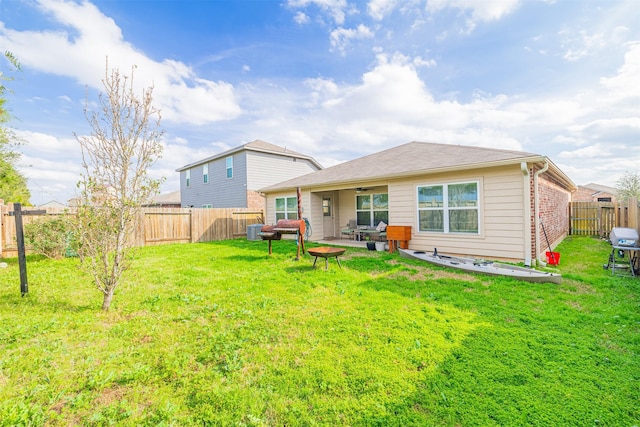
[569,201,637,237]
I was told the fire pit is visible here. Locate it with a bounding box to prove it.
[308,247,346,270]
[605,227,639,276]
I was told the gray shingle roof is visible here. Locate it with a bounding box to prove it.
[176,139,323,171]
[579,183,617,194]
[260,141,553,192]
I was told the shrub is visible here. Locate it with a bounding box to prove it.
[24,217,71,259]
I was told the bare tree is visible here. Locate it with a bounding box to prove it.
[73,62,164,310]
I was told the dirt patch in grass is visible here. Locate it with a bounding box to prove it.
[565,300,584,311]
[50,397,68,414]
[392,264,479,283]
[560,280,597,295]
[137,335,153,344]
[94,385,127,407]
[340,251,372,261]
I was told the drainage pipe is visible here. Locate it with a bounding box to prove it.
[521,162,532,266]
[534,160,549,266]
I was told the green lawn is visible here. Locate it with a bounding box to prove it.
[0,236,638,426]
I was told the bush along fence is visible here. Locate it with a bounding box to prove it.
[569,197,639,237]
[0,201,263,258]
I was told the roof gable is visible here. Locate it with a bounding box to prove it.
[176,139,323,171]
[579,183,617,195]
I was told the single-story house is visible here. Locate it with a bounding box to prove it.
[37,200,67,209]
[573,183,618,203]
[143,190,182,208]
[259,141,576,266]
[176,140,322,210]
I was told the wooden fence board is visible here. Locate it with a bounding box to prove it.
[0,204,263,257]
[569,199,640,238]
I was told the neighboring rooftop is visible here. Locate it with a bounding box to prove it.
[146,190,181,206]
[176,140,323,171]
[38,200,66,209]
[578,183,618,195]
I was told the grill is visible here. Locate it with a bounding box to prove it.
[605,227,639,277]
[259,219,306,258]
[609,227,639,248]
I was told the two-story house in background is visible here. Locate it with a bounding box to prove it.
[176,140,323,210]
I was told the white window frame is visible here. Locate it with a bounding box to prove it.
[417,181,480,234]
[355,193,388,226]
[185,170,190,188]
[226,156,233,179]
[275,196,298,220]
[203,164,209,184]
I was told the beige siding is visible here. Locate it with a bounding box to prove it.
[309,192,324,240]
[337,190,357,228]
[388,183,414,224]
[246,151,319,191]
[390,166,527,261]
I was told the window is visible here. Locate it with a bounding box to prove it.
[203,164,209,184]
[185,170,190,188]
[322,198,331,217]
[202,204,213,208]
[417,181,479,233]
[226,156,233,179]
[356,193,388,226]
[275,196,298,220]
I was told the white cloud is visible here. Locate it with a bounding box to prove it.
[330,24,374,54]
[287,0,350,25]
[413,56,436,68]
[368,0,398,21]
[236,51,528,158]
[16,130,78,158]
[0,0,242,126]
[560,29,607,61]
[600,42,640,102]
[237,39,639,188]
[293,11,310,24]
[425,0,521,32]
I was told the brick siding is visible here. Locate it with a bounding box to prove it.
[530,170,571,260]
[572,187,616,203]
[246,190,266,211]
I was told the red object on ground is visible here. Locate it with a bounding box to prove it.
[546,251,560,265]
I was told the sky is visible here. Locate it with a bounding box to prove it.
[1,0,639,206]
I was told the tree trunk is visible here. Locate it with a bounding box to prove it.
[102,289,114,311]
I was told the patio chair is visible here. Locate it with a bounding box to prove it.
[340,219,357,239]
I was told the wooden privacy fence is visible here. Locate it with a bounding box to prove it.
[569,198,639,237]
[0,203,263,258]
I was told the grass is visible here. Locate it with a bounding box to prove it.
[0,236,638,426]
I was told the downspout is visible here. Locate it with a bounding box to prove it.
[521,162,532,266]
[534,160,549,266]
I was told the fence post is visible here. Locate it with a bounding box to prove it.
[13,203,29,295]
[629,197,638,231]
